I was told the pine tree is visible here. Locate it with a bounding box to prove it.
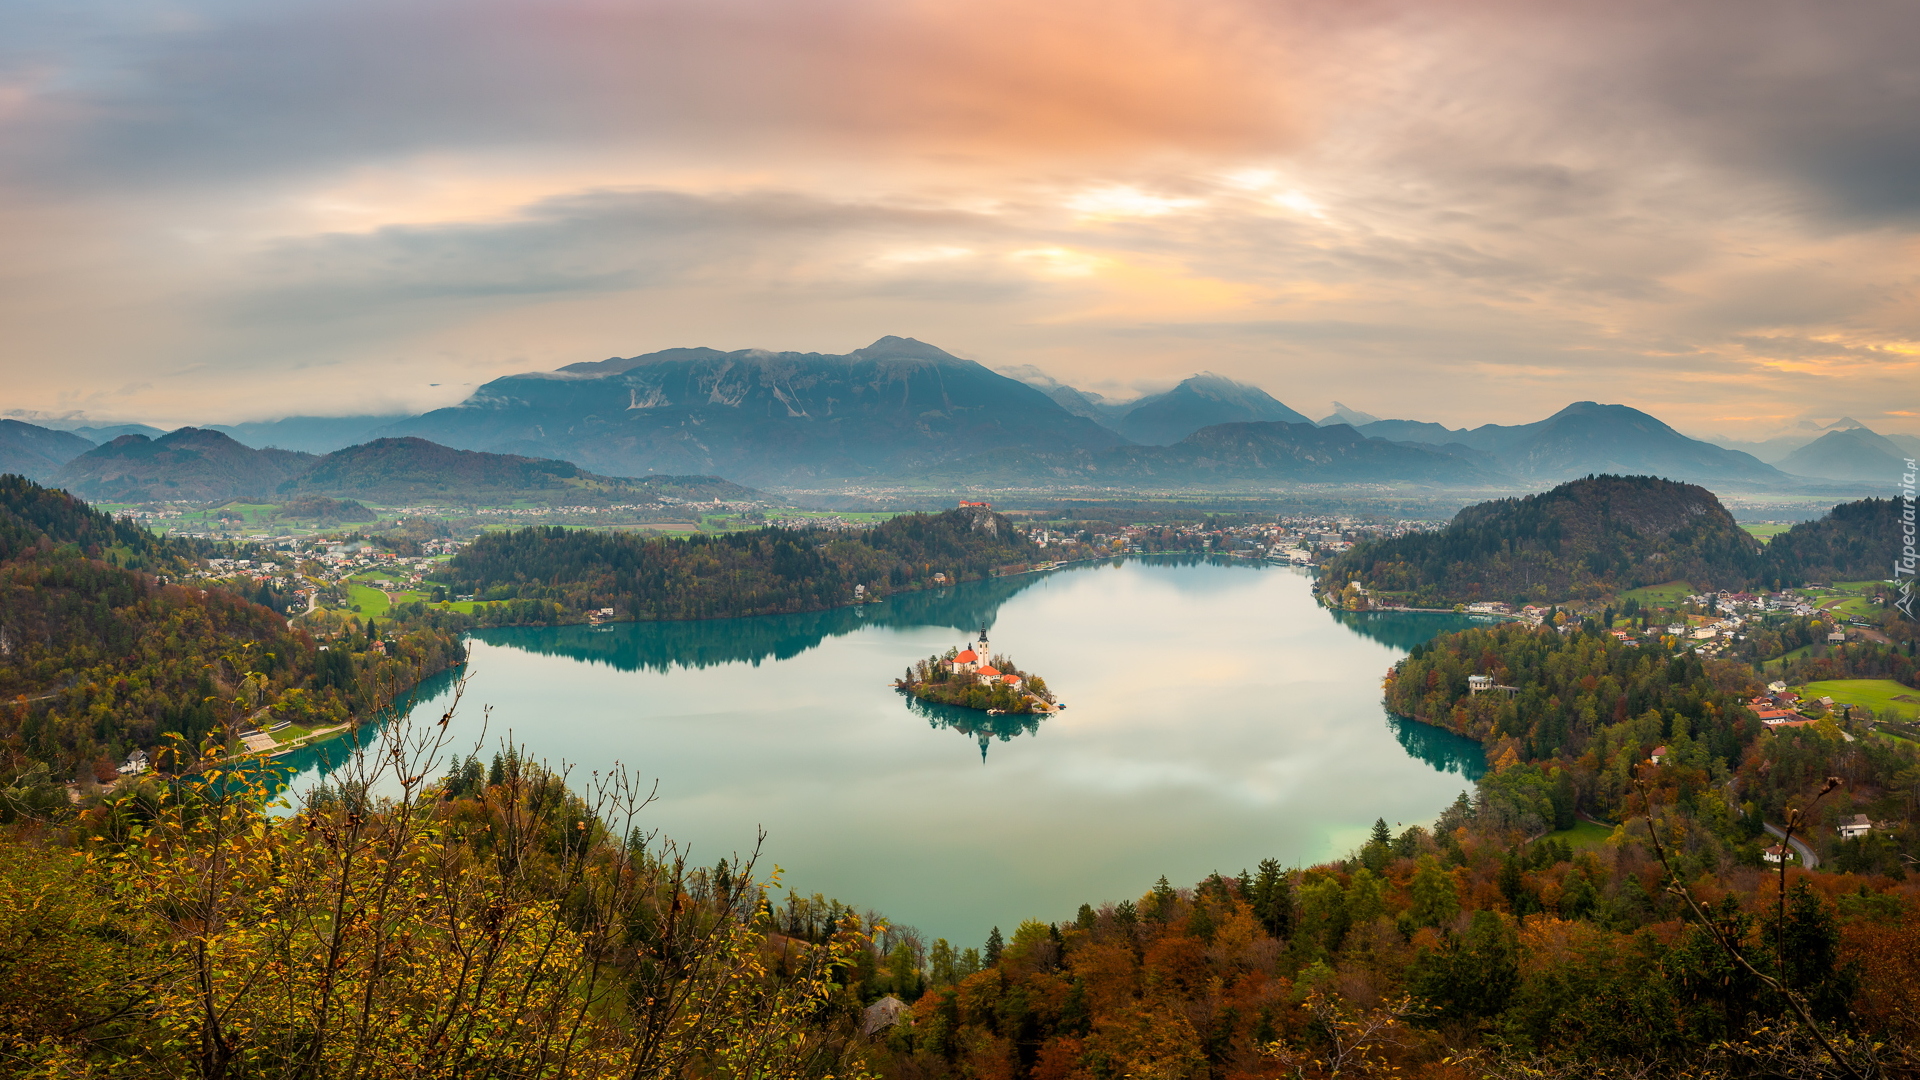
[983,927,1003,966]
[1251,859,1290,938]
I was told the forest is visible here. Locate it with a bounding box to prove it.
[3,704,1916,1079]
[0,475,467,792]
[1382,621,1918,875]
[431,506,1044,621]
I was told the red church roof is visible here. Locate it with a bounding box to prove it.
[977,665,1002,678]
[955,649,978,663]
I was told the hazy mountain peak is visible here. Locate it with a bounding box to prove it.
[849,335,962,362]
[1779,425,1906,480]
[1115,373,1312,445]
[1317,401,1381,427]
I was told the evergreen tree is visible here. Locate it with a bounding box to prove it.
[984,927,1003,966]
[1250,858,1290,938]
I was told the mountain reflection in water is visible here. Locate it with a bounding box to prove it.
[465,562,1090,674]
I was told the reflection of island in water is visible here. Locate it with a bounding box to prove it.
[903,692,1048,762]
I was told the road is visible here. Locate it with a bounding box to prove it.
[1762,822,1820,869]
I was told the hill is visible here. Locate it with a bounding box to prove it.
[1113,373,1313,445]
[278,437,760,505]
[0,419,94,482]
[1321,474,1764,606]
[52,428,315,503]
[1764,498,1909,583]
[432,505,1041,620]
[927,420,1502,486]
[1355,402,1787,486]
[0,476,463,777]
[1778,427,1910,481]
[383,336,1123,485]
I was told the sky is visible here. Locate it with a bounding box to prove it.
[0,0,1916,436]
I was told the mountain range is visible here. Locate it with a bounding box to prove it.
[383,336,1123,485]
[6,336,1906,494]
[925,419,1503,487]
[1342,402,1789,486]
[1704,417,1920,477]
[45,428,762,506]
[54,428,315,503]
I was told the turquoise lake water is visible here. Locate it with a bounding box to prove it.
[280,556,1482,947]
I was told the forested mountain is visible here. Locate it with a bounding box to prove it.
[383,336,1124,484]
[1330,484,1909,606]
[0,419,94,482]
[1764,498,1909,582]
[0,477,465,778]
[41,430,764,507]
[931,420,1501,486]
[281,437,761,505]
[1354,402,1788,486]
[1323,475,1764,606]
[433,506,1040,620]
[1112,373,1314,445]
[52,427,315,502]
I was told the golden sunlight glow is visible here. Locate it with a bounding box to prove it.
[1065,187,1204,219]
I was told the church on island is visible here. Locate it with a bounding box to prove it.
[897,627,1058,716]
[948,627,1025,691]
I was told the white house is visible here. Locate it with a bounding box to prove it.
[1838,814,1873,840]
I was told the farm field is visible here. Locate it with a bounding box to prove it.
[1618,581,1692,604]
[1800,679,1920,722]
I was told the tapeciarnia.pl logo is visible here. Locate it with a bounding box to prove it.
[1899,458,1917,620]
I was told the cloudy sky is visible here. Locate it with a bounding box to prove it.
[1,0,1915,435]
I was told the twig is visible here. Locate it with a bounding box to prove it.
[1633,774,1867,1080]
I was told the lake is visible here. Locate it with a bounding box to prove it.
[281,556,1483,947]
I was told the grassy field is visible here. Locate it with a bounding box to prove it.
[1618,581,1692,605]
[1824,597,1883,619]
[344,581,393,616]
[1545,818,1615,849]
[439,600,509,615]
[1762,643,1822,670]
[1741,523,1793,542]
[1800,679,1920,721]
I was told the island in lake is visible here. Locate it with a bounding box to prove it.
[897,627,1059,714]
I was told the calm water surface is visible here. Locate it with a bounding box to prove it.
[284,557,1481,945]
